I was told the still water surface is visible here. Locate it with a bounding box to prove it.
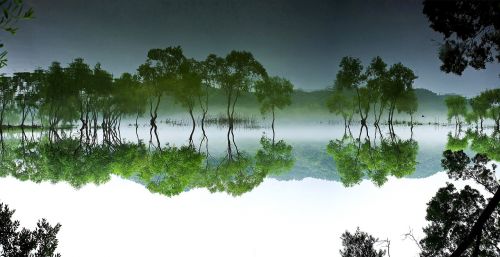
[0,124,496,257]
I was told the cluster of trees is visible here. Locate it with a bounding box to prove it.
[0,47,295,148]
[445,89,500,130]
[339,148,500,257]
[327,56,418,129]
[327,127,418,187]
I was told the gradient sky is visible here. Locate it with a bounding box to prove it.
[2,0,499,96]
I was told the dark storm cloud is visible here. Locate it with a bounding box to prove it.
[2,0,498,96]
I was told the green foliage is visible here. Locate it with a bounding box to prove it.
[327,131,418,187]
[445,132,469,151]
[326,88,356,125]
[255,136,294,175]
[444,95,468,124]
[254,76,294,116]
[327,135,365,186]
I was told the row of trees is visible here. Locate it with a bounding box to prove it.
[327,56,418,128]
[0,47,295,146]
[445,89,500,130]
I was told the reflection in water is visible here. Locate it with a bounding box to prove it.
[327,126,418,187]
[0,124,498,197]
[445,128,500,162]
[0,126,295,197]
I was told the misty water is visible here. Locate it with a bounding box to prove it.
[0,123,498,257]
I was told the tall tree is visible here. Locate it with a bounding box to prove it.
[365,56,389,126]
[470,94,489,130]
[173,58,203,144]
[138,46,185,127]
[384,63,417,125]
[219,51,267,130]
[254,76,294,141]
[334,57,368,126]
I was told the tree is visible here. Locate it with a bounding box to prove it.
[326,87,356,129]
[254,76,294,140]
[470,94,490,130]
[0,75,15,128]
[0,0,34,68]
[423,0,500,75]
[384,63,417,125]
[172,58,203,144]
[340,228,386,257]
[39,62,78,130]
[138,46,185,127]
[365,56,389,126]
[396,88,418,126]
[482,89,500,130]
[436,150,500,257]
[334,57,368,126]
[445,95,468,127]
[420,183,499,257]
[219,51,267,129]
[0,202,61,257]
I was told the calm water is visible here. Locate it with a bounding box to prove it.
[0,123,497,257]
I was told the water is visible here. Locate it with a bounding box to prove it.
[0,123,497,257]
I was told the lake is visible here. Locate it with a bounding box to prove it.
[0,123,498,257]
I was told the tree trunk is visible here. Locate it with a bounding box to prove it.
[272,107,275,145]
[450,187,500,257]
[189,108,195,143]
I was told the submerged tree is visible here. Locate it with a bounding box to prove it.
[326,87,356,129]
[219,51,267,129]
[445,95,468,127]
[254,76,294,140]
[384,63,418,126]
[173,58,203,144]
[0,202,61,257]
[333,57,368,126]
[365,56,389,126]
[138,46,185,128]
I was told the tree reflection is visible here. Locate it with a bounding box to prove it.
[0,127,295,197]
[327,127,418,187]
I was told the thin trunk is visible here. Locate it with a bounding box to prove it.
[272,107,275,145]
[188,108,195,143]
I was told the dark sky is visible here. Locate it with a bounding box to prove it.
[3,0,499,96]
